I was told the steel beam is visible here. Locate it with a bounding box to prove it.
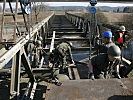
[10,48,22,99]
[55,32,83,36]
[22,80,37,99]
[21,47,35,82]
[46,38,90,42]
[30,82,37,99]
[0,13,54,69]
[51,28,80,30]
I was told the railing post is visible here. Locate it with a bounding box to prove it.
[75,17,79,27]
[10,49,22,99]
[78,19,81,29]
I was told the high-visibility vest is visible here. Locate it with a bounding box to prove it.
[117,32,124,44]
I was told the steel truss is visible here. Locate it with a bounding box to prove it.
[0,7,54,99]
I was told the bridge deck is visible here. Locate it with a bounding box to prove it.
[46,78,133,100]
[44,14,133,100]
[0,13,133,100]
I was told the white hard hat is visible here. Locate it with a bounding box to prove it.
[120,26,126,31]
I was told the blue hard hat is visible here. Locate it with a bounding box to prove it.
[102,31,112,38]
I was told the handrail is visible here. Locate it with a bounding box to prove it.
[66,12,125,33]
[0,13,54,69]
[65,12,84,20]
[65,12,90,37]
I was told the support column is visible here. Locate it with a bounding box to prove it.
[10,49,22,99]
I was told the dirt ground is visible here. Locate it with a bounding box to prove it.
[70,11,132,23]
[0,11,53,24]
[102,12,132,23]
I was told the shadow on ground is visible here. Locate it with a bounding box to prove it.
[0,79,10,100]
[108,95,133,100]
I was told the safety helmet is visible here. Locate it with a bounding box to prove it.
[107,45,121,58]
[102,31,112,38]
[120,26,126,31]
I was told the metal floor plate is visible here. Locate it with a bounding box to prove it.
[46,78,133,100]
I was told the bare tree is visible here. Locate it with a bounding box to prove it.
[32,2,49,23]
[32,2,42,23]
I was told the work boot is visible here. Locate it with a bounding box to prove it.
[88,72,95,80]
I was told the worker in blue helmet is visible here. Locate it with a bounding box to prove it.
[94,30,116,54]
[102,31,112,38]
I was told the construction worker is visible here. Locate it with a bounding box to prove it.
[114,26,130,48]
[94,30,115,54]
[27,37,46,68]
[48,39,75,70]
[88,45,121,80]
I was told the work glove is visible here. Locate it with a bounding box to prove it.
[88,72,95,80]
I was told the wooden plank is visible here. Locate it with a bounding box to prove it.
[73,68,80,80]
